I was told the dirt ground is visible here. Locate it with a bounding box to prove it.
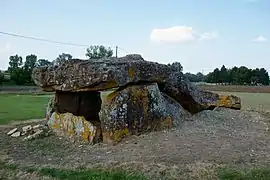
[1,108,270,179]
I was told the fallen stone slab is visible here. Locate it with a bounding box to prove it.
[22,125,32,133]
[23,129,44,141]
[99,83,191,144]
[47,112,97,143]
[7,128,18,136]
[11,131,20,137]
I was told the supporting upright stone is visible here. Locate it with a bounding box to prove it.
[99,83,191,144]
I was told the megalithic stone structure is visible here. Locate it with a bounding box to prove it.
[33,54,241,144]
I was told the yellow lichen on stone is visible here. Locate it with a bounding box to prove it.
[102,128,130,144]
[216,95,241,109]
[218,95,231,107]
[48,112,96,143]
[128,67,136,78]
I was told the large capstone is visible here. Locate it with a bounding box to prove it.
[99,83,191,144]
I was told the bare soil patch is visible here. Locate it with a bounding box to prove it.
[1,108,270,179]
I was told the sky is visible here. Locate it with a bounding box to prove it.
[0,0,269,74]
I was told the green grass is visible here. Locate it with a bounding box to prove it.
[38,167,147,180]
[0,91,114,125]
[0,161,147,180]
[0,94,51,124]
[3,161,270,180]
[217,167,270,180]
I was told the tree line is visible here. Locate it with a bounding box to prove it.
[185,65,270,85]
[0,45,113,85]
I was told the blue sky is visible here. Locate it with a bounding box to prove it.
[0,0,269,73]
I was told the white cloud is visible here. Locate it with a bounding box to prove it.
[150,26,218,44]
[253,36,267,42]
[150,26,195,44]
[199,32,219,40]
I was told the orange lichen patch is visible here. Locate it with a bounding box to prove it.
[128,67,136,78]
[48,112,96,143]
[217,95,241,109]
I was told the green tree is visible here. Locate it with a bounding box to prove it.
[85,45,113,59]
[196,72,205,82]
[8,55,25,85]
[219,65,229,84]
[258,68,269,85]
[36,59,52,67]
[54,53,72,65]
[212,68,220,83]
[0,71,4,85]
[237,66,252,85]
[24,54,37,84]
[185,73,199,82]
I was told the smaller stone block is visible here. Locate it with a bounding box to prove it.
[48,112,97,143]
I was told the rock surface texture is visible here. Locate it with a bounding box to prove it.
[32,54,241,144]
[48,112,97,143]
[100,83,191,144]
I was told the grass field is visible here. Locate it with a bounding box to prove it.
[0,94,50,124]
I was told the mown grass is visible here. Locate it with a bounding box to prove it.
[0,91,113,125]
[0,94,50,124]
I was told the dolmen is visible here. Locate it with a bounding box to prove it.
[32,54,241,144]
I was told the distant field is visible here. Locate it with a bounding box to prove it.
[0,95,50,124]
[0,92,111,124]
[199,84,270,93]
[214,91,270,112]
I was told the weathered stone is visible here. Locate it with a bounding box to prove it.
[11,131,20,137]
[22,125,32,133]
[7,128,18,135]
[48,112,97,143]
[46,96,55,121]
[33,124,41,130]
[23,129,44,141]
[32,54,241,113]
[99,83,191,144]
